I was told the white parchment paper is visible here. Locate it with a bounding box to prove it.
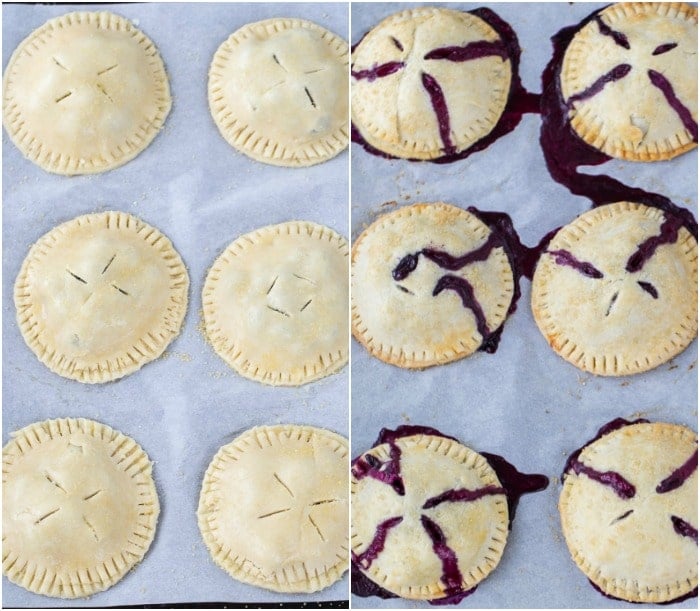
[350,3,697,609]
[2,2,349,607]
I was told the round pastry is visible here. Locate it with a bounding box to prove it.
[531,202,697,376]
[351,430,509,601]
[3,11,171,174]
[560,2,697,161]
[351,7,512,160]
[351,203,514,368]
[560,420,698,603]
[209,18,349,167]
[2,418,159,598]
[198,424,349,593]
[14,211,189,383]
[202,221,349,386]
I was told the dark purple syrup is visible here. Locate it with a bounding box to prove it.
[546,249,604,279]
[352,7,539,163]
[352,425,548,605]
[657,449,698,494]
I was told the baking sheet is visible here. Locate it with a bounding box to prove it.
[350,3,697,609]
[2,2,349,607]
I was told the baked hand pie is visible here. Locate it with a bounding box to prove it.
[560,419,697,603]
[198,424,349,593]
[352,203,514,368]
[2,418,159,598]
[202,221,348,386]
[351,6,512,160]
[14,211,189,383]
[560,2,697,161]
[531,202,697,376]
[351,429,509,602]
[3,11,171,175]
[209,18,349,167]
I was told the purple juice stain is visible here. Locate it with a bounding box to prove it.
[652,42,678,56]
[546,249,604,278]
[390,206,539,354]
[648,69,698,142]
[433,274,490,340]
[351,60,405,82]
[593,15,630,49]
[352,425,549,604]
[656,449,698,494]
[423,484,505,510]
[565,63,631,108]
[671,516,698,543]
[539,6,698,240]
[352,515,404,569]
[352,7,538,163]
[352,437,405,497]
[637,281,658,299]
[424,39,508,62]
[626,213,683,273]
[421,71,456,156]
[420,515,464,595]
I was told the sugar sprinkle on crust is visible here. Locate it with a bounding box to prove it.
[2,418,159,599]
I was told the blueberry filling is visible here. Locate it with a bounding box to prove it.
[648,69,698,141]
[421,72,456,155]
[424,39,508,62]
[656,449,698,494]
[593,15,630,49]
[352,425,548,604]
[636,281,658,299]
[351,61,405,82]
[565,63,631,108]
[546,249,604,279]
[626,213,683,273]
[652,42,678,56]
[671,515,698,543]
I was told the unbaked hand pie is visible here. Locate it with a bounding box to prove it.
[531,201,697,376]
[198,424,349,593]
[2,418,159,598]
[352,203,514,368]
[15,211,189,383]
[351,430,509,602]
[209,18,349,167]
[202,221,348,386]
[351,7,512,160]
[560,419,697,603]
[3,11,171,175]
[560,2,697,161]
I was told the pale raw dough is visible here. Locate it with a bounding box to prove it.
[202,221,348,386]
[561,2,698,161]
[351,7,512,160]
[14,211,189,383]
[198,424,349,593]
[2,418,159,599]
[351,432,508,600]
[351,203,514,368]
[3,11,171,175]
[209,18,349,167]
[531,202,698,376]
[559,421,698,603]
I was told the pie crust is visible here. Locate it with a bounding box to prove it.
[209,18,349,167]
[14,211,189,383]
[2,418,159,598]
[198,424,349,593]
[351,432,508,600]
[560,2,698,161]
[560,421,698,603]
[351,7,512,160]
[531,202,697,376]
[202,221,349,386]
[351,203,514,368]
[3,11,171,175]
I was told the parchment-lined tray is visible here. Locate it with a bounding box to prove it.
[2,3,349,607]
[350,3,697,608]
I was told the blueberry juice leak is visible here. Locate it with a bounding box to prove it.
[351,425,548,605]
